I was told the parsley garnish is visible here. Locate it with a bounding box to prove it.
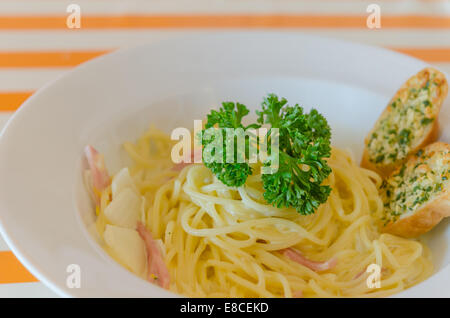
[202,94,333,215]
[256,94,332,215]
[202,102,258,187]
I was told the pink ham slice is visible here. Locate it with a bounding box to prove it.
[84,145,110,192]
[172,149,202,171]
[283,248,337,272]
[136,222,170,289]
[292,290,303,298]
[172,162,191,171]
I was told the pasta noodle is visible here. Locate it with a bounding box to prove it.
[96,126,433,297]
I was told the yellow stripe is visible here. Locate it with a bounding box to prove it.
[0,251,38,284]
[0,15,449,29]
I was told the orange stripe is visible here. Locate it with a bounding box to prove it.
[0,251,38,284]
[0,92,33,111]
[391,48,450,63]
[0,15,449,29]
[0,47,448,112]
[0,51,110,68]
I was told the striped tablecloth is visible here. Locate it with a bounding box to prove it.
[0,0,449,297]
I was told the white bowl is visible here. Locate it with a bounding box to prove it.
[0,32,448,297]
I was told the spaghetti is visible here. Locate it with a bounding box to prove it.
[95,126,433,297]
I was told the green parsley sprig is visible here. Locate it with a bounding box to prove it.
[201,102,259,187]
[256,94,332,215]
[201,94,332,215]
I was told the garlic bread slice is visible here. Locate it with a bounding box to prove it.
[380,142,450,238]
[362,67,448,177]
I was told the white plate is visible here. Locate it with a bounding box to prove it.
[0,32,448,297]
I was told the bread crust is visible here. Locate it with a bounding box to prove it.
[361,148,395,178]
[383,190,450,238]
[382,142,450,238]
[361,67,448,178]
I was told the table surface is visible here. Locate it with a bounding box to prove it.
[0,0,449,297]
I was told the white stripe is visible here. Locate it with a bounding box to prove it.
[0,0,448,16]
[0,282,58,297]
[0,234,10,251]
[0,29,449,52]
[0,69,68,91]
[306,29,450,47]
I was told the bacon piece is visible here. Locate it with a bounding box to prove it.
[172,162,191,171]
[283,248,337,272]
[84,145,110,192]
[354,269,366,279]
[136,222,170,289]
